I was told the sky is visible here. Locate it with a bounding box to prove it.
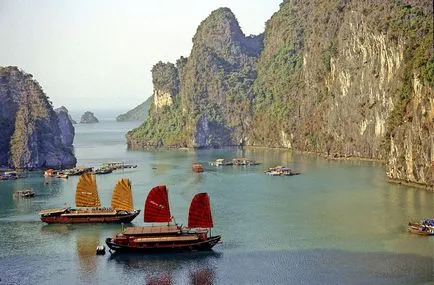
[0,0,282,114]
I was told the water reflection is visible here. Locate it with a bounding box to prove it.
[76,230,100,283]
[40,224,73,235]
[146,273,172,285]
[108,251,221,284]
[189,267,215,285]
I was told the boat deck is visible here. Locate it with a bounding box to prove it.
[62,209,117,216]
[123,225,180,235]
[39,208,67,215]
[134,235,199,243]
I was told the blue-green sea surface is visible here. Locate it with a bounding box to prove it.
[0,120,432,284]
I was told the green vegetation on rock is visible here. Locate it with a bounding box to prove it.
[127,2,433,188]
[0,66,76,169]
[116,96,152,122]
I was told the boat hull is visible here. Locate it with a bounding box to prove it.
[408,222,434,236]
[40,210,140,224]
[105,235,221,253]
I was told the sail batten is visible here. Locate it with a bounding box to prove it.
[188,193,213,228]
[144,185,171,223]
[111,178,134,211]
[75,172,100,208]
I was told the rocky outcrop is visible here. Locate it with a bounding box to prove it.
[249,0,433,189]
[0,66,76,169]
[116,96,152,122]
[127,2,433,189]
[127,8,261,148]
[385,76,433,188]
[54,106,75,149]
[80,111,99,124]
[151,61,180,111]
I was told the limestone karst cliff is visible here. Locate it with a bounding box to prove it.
[127,2,433,189]
[0,66,76,169]
[80,111,99,124]
[127,8,262,148]
[54,106,75,150]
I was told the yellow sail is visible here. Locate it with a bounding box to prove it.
[75,172,101,207]
[111,178,134,211]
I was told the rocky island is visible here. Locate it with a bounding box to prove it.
[126,2,433,190]
[0,66,77,169]
[116,96,152,122]
[80,111,99,124]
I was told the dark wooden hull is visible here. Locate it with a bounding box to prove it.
[105,235,221,253]
[40,210,140,224]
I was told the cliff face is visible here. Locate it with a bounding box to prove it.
[54,106,75,149]
[250,0,433,188]
[0,66,76,169]
[127,8,261,148]
[127,2,433,188]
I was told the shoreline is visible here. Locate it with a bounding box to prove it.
[387,178,434,192]
[127,144,432,191]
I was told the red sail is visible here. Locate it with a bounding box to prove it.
[144,185,171,223]
[188,193,214,228]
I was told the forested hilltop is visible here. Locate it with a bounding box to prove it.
[0,66,76,169]
[127,1,433,189]
[116,96,152,122]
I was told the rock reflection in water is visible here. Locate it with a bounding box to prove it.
[109,251,221,284]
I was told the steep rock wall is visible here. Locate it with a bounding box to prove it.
[250,0,433,188]
[54,106,75,149]
[127,2,433,188]
[0,66,76,169]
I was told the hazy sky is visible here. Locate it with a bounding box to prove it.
[0,0,282,113]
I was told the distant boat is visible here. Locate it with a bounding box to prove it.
[231,157,259,166]
[39,173,140,224]
[13,189,35,198]
[209,158,232,166]
[192,163,204,173]
[105,185,221,253]
[94,167,113,175]
[265,166,300,176]
[1,171,18,180]
[408,219,434,236]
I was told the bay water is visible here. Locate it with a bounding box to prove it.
[0,120,433,284]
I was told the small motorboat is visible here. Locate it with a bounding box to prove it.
[96,245,106,255]
[408,219,434,236]
[13,189,35,198]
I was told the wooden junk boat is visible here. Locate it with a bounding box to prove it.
[106,185,221,253]
[39,172,140,224]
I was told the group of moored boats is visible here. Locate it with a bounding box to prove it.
[209,157,259,166]
[39,172,221,254]
[207,158,301,177]
[43,162,138,179]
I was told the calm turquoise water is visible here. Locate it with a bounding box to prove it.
[0,121,433,284]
